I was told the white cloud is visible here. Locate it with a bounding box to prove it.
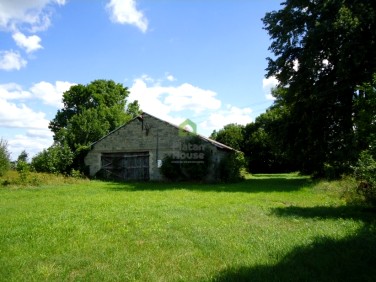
[0,0,66,72]
[199,105,252,134]
[12,32,43,53]
[166,74,176,82]
[0,83,31,100]
[30,80,76,108]
[0,0,65,32]
[129,78,174,122]
[0,80,75,107]
[128,75,252,136]
[106,0,148,33]
[163,83,221,113]
[0,78,73,158]
[0,50,27,71]
[129,76,221,120]
[0,98,50,129]
[262,76,279,101]
[8,130,53,160]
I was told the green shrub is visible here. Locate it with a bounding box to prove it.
[353,151,376,206]
[31,143,74,174]
[70,169,85,179]
[0,138,10,176]
[160,136,212,181]
[218,151,246,182]
[16,160,30,183]
[160,155,183,181]
[180,136,212,181]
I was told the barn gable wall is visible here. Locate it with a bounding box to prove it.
[84,113,231,181]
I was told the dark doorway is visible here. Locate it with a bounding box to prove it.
[101,152,149,181]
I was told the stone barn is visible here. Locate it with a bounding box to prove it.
[84,112,236,181]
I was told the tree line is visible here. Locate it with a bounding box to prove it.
[212,0,376,179]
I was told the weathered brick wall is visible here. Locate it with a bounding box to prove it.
[84,113,229,180]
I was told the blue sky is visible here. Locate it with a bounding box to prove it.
[0,0,281,159]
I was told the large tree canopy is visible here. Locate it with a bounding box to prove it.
[210,123,244,151]
[50,80,139,148]
[263,0,376,175]
[49,79,141,170]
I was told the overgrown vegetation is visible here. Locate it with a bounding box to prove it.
[218,151,246,182]
[160,135,213,181]
[159,154,183,181]
[0,150,87,187]
[0,170,88,187]
[353,151,376,206]
[31,143,74,174]
[16,160,30,184]
[1,174,375,281]
[0,138,10,176]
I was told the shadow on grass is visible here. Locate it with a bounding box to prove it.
[102,176,313,193]
[213,205,376,282]
[271,205,376,222]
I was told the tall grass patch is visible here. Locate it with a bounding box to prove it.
[1,170,88,187]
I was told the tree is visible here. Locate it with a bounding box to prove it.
[126,100,142,117]
[243,100,295,173]
[49,79,141,171]
[210,124,244,151]
[263,0,376,175]
[354,74,376,158]
[17,150,28,163]
[0,138,10,176]
[15,150,30,182]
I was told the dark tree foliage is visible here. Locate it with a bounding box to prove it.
[17,150,28,163]
[263,0,376,176]
[243,99,295,173]
[210,123,244,151]
[354,74,376,158]
[211,96,295,174]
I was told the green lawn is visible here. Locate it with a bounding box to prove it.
[1,174,375,281]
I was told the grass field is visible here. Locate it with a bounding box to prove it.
[1,174,375,281]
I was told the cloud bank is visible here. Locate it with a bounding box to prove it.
[0,80,74,158]
[129,75,253,136]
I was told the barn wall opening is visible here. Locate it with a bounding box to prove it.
[100,152,149,181]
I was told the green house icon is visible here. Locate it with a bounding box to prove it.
[179,119,197,137]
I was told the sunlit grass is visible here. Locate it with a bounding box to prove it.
[0,174,375,281]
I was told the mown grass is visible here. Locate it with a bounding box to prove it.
[0,173,375,281]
